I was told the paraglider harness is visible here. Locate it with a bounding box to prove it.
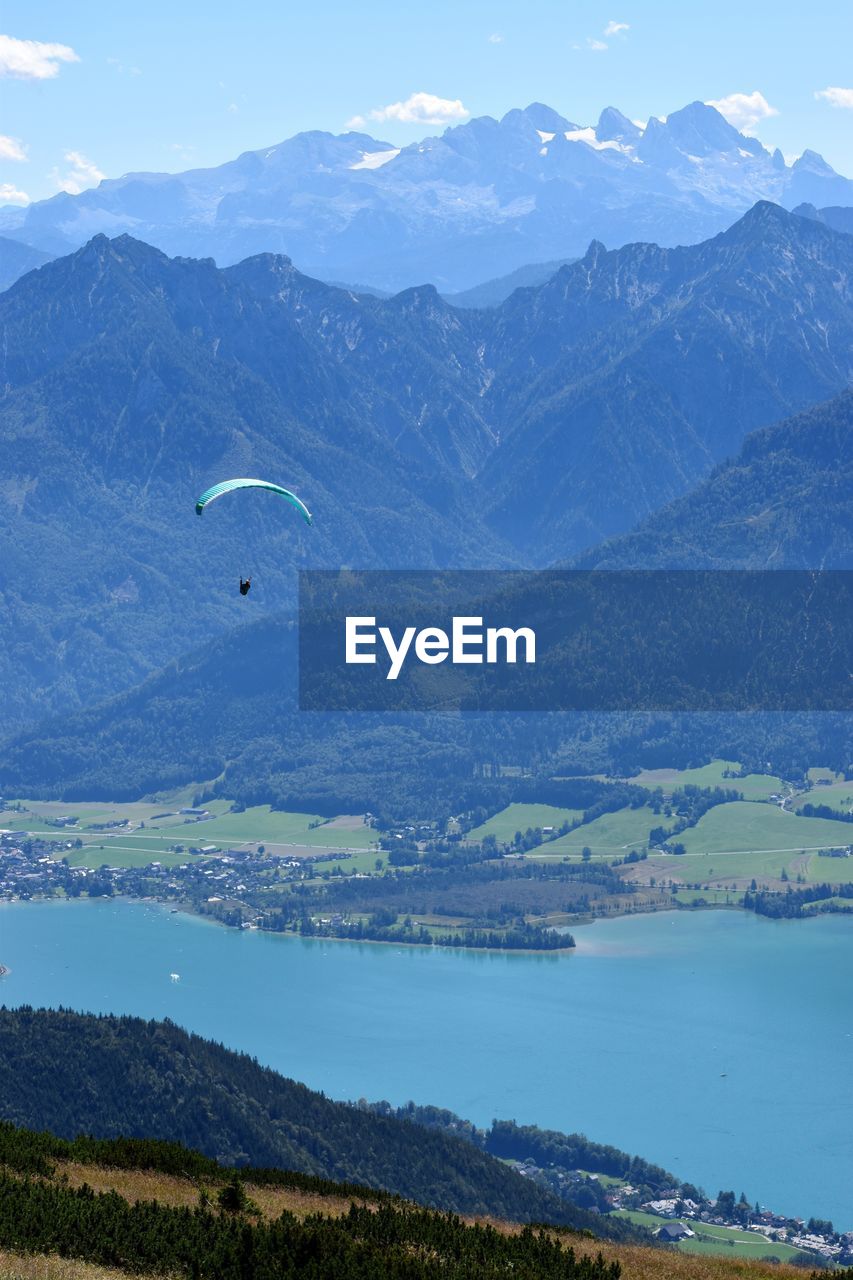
[240,578,251,596]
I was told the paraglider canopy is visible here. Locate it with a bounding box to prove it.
[195,478,312,525]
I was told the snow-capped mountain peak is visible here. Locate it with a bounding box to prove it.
[2,100,851,292]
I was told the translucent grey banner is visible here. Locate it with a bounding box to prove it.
[298,570,853,713]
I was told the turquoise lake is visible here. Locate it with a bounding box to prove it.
[1,899,851,1227]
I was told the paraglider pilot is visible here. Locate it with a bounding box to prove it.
[194,480,312,599]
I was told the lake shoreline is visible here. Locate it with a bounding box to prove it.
[0,883,829,955]
[1,898,850,1228]
[174,899,580,954]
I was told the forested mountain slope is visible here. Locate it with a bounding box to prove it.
[576,391,853,568]
[2,203,852,728]
[0,1007,631,1235]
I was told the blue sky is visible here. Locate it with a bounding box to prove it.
[3,0,853,205]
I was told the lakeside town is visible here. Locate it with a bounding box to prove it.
[3,772,853,944]
[0,821,309,923]
[507,1160,852,1264]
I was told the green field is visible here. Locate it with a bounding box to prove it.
[807,768,844,784]
[144,806,375,850]
[642,847,845,891]
[35,834,206,870]
[575,1171,626,1189]
[467,803,585,845]
[543,805,659,854]
[637,837,853,894]
[300,849,388,877]
[795,781,853,813]
[643,847,796,887]
[607,798,853,890]
[672,889,742,906]
[6,797,232,830]
[137,806,235,832]
[3,800,232,844]
[86,836,198,854]
[4,798,375,855]
[63,846,200,870]
[802,893,853,912]
[676,801,853,858]
[613,1211,802,1262]
[626,761,785,801]
[678,1233,802,1262]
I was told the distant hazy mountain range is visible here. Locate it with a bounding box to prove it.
[0,237,575,308]
[2,202,852,728]
[793,202,853,237]
[442,258,577,308]
[3,100,853,292]
[0,236,52,292]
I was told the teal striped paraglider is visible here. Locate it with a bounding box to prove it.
[195,478,312,597]
[194,478,312,525]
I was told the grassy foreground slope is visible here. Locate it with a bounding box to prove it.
[0,1124,821,1280]
[0,1253,141,1280]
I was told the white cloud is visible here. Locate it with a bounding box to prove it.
[51,150,105,195]
[345,114,366,130]
[706,90,778,134]
[0,134,26,161]
[227,101,238,113]
[0,181,29,204]
[0,33,79,79]
[575,22,627,51]
[488,32,504,43]
[360,92,469,127]
[815,86,853,109]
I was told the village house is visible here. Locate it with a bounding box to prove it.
[656,1223,694,1242]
